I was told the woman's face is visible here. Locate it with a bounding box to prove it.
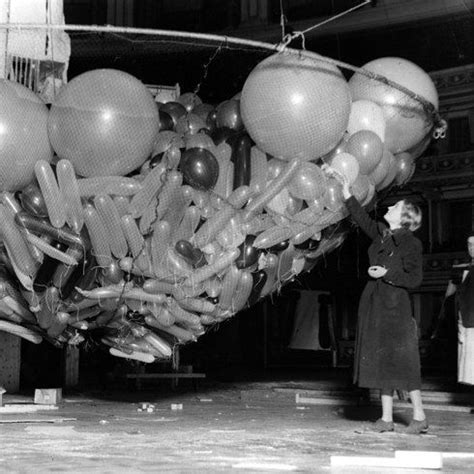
[468,237,474,259]
[384,200,404,228]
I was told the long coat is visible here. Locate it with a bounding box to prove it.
[346,197,423,391]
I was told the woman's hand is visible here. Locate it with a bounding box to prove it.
[321,164,352,199]
[368,265,388,279]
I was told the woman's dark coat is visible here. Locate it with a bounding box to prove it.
[346,197,423,391]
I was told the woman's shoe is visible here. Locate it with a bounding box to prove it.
[372,418,394,432]
[405,419,429,434]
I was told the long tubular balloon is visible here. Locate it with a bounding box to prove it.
[147,303,175,326]
[218,265,241,310]
[155,171,183,220]
[230,133,252,189]
[232,271,253,312]
[14,212,88,249]
[151,220,170,268]
[292,227,316,245]
[162,188,191,235]
[163,248,193,279]
[139,195,158,234]
[56,159,84,233]
[243,157,301,221]
[34,160,67,228]
[204,276,222,298]
[173,288,216,314]
[77,176,142,197]
[83,204,113,268]
[2,296,35,323]
[277,245,297,283]
[143,279,175,295]
[24,233,79,266]
[260,253,279,297]
[213,142,232,197]
[121,215,145,258]
[145,316,197,343]
[0,320,42,344]
[129,164,166,218]
[0,204,37,285]
[171,205,201,243]
[253,225,294,249]
[94,195,128,258]
[167,299,202,328]
[225,162,234,198]
[249,146,268,195]
[113,196,132,217]
[144,332,172,358]
[192,186,250,249]
[36,285,60,329]
[242,214,275,235]
[1,193,43,263]
[109,346,155,363]
[185,248,240,286]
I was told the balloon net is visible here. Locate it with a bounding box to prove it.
[0,25,446,361]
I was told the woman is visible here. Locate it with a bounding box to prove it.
[445,234,474,386]
[340,178,427,434]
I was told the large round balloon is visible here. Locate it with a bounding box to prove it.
[180,147,219,190]
[347,100,386,141]
[329,152,360,185]
[241,52,351,161]
[349,57,438,154]
[48,69,159,177]
[0,81,53,191]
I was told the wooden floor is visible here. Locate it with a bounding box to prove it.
[1,374,473,473]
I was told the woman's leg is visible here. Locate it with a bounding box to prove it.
[409,389,426,421]
[381,389,393,422]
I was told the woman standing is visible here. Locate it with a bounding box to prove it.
[339,177,428,434]
[445,234,474,386]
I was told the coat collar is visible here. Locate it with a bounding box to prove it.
[381,226,411,246]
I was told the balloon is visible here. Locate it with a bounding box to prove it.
[241,52,351,160]
[235,235,261,269]
[211,127,237,146]
[368,147,392,186]
[320,134,348,162]
[159,110,174,131]
[153,131,184,155]
[346,130,383,175]
[48,69,159,177]
[323,177,344,212]
[349,57,438,153]
[267,158,287,180]
[160,101,187,125]
[294,238,320,251]
[347,100,386,141]
[0,80,53,191]
[394,152,415,186]
[215,99,243,131]
[376,151,398,190]
[247,270,268,307]
[407,133,431,159]
[287,162,327,200]
[268,240,289,253]
[175,113,207,136]
[177,92,202,112]
[180,148,219,190]
[19,183,49,217]
[185,133,216,151]
[329,152,360,185]
[193,103,215,123]
[229,133,252,189]
[350,174,371,202]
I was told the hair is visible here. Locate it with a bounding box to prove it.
[400,200,422,232]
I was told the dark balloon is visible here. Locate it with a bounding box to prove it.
[150,152,164,168]
[160,101,187,126]
[211,127,236,146]
[175,240,197,266]
[62,253,99,302]
[236,235,261,269]
[180,147,219,190]
[294,238,320,251]
[19,183,49,217]
[215,99,243,131]
[247,270,268,307]
[33,241,68,292]
[268,239,289,253]
[192,248,207,268]
[229,132,252,189]
[159,110,174,131]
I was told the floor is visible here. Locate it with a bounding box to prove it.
[1,372,473,473]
